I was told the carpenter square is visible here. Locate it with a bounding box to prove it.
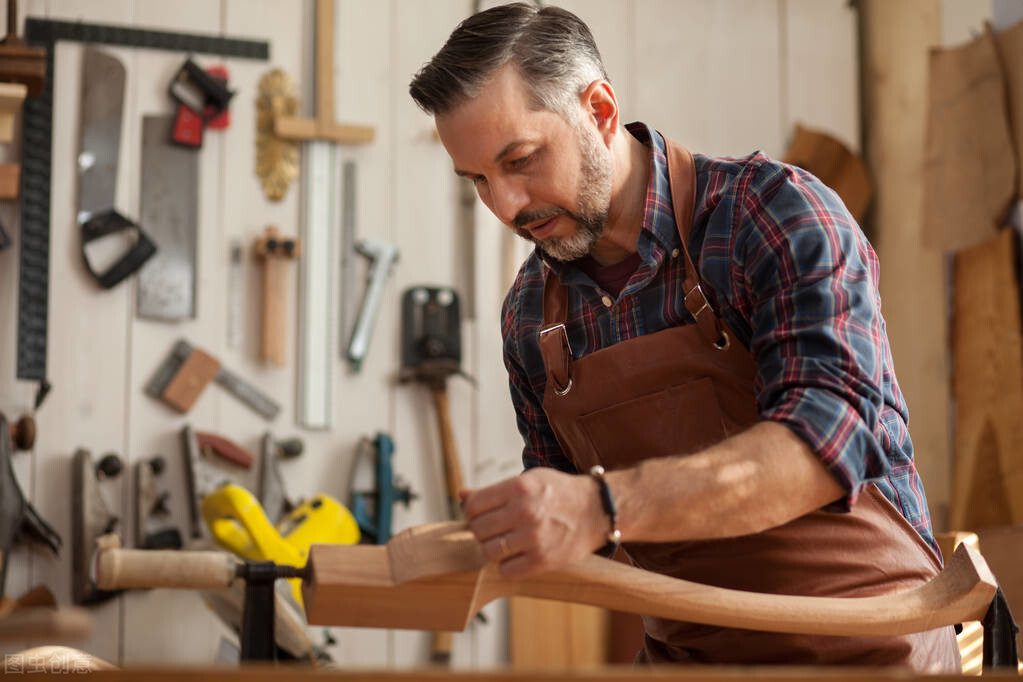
[17,18,268,388]
[146,339,280,420]
[136,115,198,320]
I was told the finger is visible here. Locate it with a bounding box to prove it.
[467,511,510,543]
[460,478,518,520]
[481,530,524,564]
[497,551,541,581]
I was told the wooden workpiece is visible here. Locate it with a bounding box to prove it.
[301,522,998,636]
[271,0,374,144]
[253,225,300,366]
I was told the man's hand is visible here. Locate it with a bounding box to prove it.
[459,468,609,580]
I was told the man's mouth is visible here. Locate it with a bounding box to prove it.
[527,215,559,239]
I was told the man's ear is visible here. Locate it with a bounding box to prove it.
[580,79,619,146]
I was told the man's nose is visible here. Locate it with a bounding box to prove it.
[488,176,530,226]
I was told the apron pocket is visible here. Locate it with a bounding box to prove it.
[577,377,728,470]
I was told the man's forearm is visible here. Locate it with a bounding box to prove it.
[609,421,846,543]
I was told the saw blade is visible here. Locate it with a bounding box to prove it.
[77,47,125,226]
[136,115,198,320]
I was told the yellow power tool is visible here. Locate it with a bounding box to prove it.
[201,484,359,606]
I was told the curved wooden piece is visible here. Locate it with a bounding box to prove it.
[302,521,999,637]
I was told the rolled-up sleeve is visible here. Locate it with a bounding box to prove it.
[734,161,890,509]
[502,280,575,473]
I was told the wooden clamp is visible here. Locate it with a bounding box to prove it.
[254,226,300,366]
[271,0,374,144]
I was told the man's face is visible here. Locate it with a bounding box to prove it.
[435,65,613,261]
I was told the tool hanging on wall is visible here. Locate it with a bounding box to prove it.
[398,285,471,664]
[136,114,198,320]
[135,114,198,321]
[258,431,303,525]
[0,412,60,599]
[398,286,469,519]
[227,240,243,349]
[271,0,374,428]
[134,455,181,550]
[180,425,253,540]
[0,0,44,97]
[0,158,20,199]
[7,414,35,452]
[338,162,357,353]
[254,226,300,366]
[71,448,121,605]
[254,69,299,202]
[350,433,416,545]
[16,18,268,412]
[78,47,156,291]
[168,58,234,148]
[146,339,281,420]
[0,82,26,146]
[346,240,398,372]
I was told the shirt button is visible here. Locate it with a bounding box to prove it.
[601,295,613,308]
[671,248,680,258]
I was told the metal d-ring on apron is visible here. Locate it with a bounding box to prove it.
[533,138,960,668]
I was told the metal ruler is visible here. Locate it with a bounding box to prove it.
[297,141,338,429]
[17,18,269,382]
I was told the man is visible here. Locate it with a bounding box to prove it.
[410,3,959,668]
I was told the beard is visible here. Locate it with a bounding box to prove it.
[511,121,612,262]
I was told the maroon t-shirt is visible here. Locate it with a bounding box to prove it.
[576,251,643,299]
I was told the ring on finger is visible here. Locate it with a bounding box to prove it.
[498,535,511,558]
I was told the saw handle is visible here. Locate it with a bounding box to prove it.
[95,548,239,590]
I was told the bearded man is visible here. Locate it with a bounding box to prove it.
[410,3,959,669]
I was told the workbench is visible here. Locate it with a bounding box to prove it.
[17,668,1023,681]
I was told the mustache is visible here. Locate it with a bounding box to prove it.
[512,207,568,230]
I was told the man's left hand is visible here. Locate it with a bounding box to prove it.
[458,468,609,579]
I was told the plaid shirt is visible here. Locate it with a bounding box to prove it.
[501,122,938,555]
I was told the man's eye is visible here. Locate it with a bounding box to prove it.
[508,154,533,169]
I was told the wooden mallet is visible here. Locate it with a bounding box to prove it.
[253,226,300,366]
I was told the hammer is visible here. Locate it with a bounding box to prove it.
[254,226,300,366]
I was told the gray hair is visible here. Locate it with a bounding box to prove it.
[409,3,608,119]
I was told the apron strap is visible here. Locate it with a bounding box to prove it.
[665,141,731,350]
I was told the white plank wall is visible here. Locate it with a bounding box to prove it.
[0,0,861,668]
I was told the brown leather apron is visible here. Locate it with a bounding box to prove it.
[535,140,960,669]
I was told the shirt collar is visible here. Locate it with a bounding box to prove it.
[537,121,678,282]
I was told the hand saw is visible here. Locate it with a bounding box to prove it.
[77,47,155,289]
[136,115,198,320]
